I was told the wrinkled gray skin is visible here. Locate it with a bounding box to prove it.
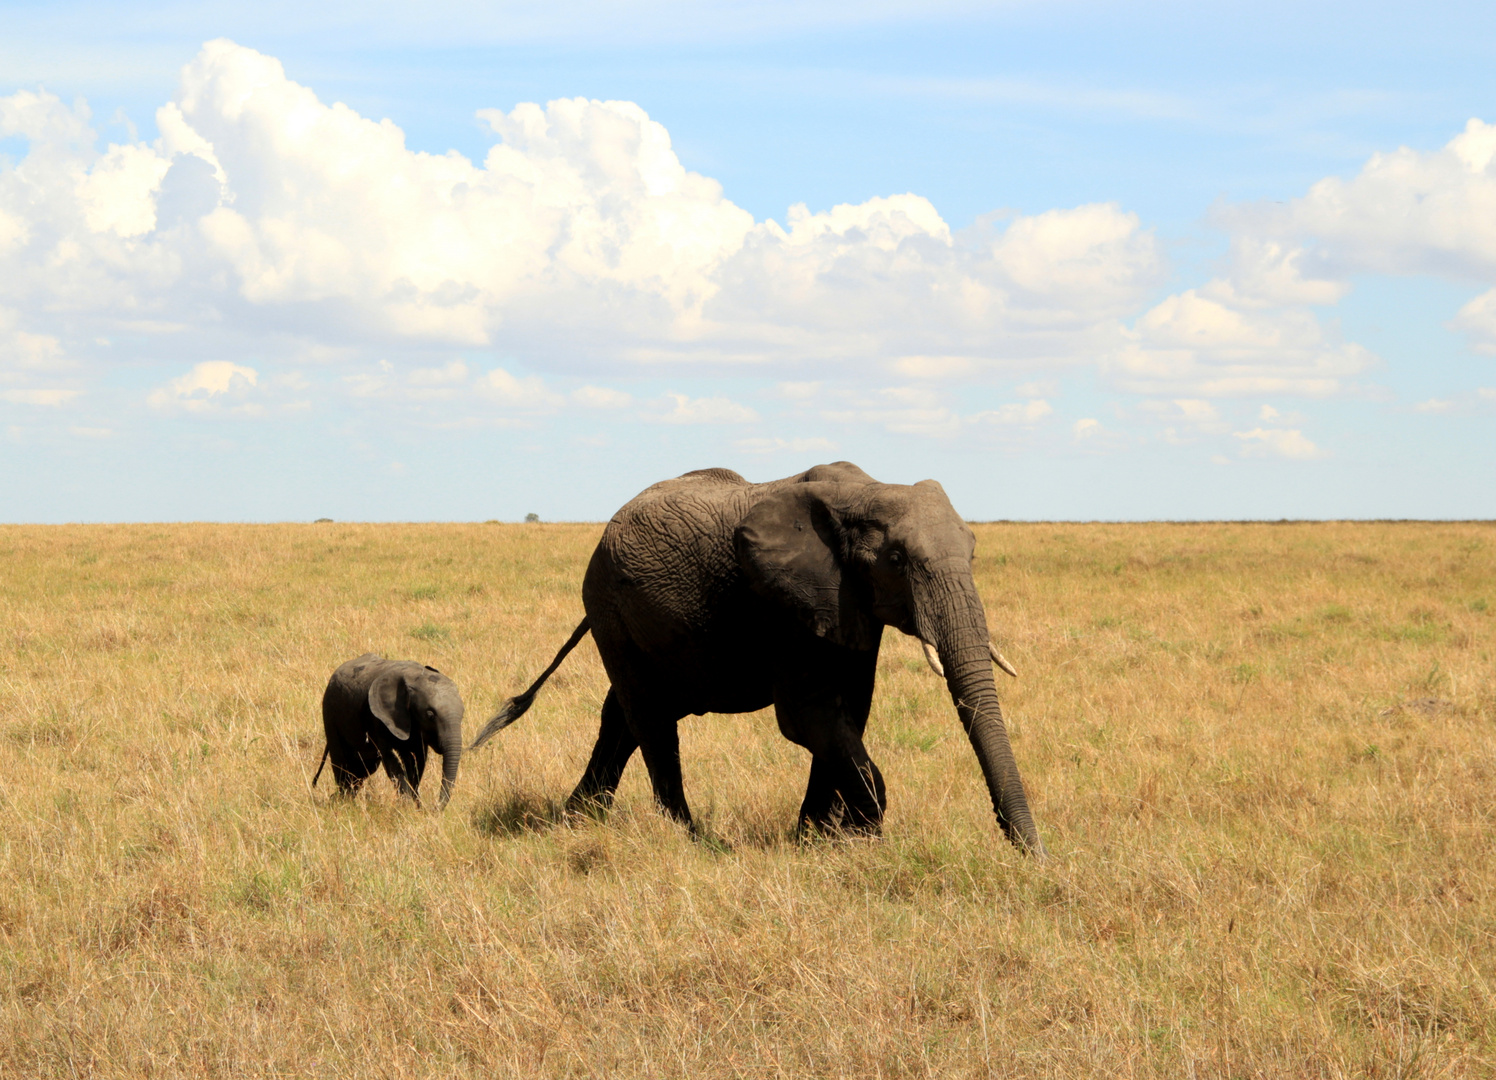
[473,463,1044,855]
[315,654,465,810]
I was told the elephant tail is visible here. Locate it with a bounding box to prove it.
[311,744,329,788]
[469,618,591,750]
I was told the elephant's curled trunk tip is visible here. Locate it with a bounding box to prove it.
[1013,824,1049,862]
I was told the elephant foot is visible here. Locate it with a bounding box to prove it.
[797,819,883,843]
[796,796,843,841]
[796,822,837,845]
[837,805,884,837]
[661,804,698,835]
[798,794,885,841]
[563,791,614,823]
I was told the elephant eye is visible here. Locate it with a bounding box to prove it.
[888,550,904,567]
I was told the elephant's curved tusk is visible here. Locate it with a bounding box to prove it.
[989,640,1018,678]
[921,640,945,678]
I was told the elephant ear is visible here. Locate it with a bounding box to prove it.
[368,667,413,740]
[734,482,880,651]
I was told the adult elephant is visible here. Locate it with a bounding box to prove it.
[471,462,1045,856]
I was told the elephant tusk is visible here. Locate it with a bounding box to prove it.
[989,640,1018,678]
[921,640,945,678]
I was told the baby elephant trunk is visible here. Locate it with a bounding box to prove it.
[436,724,462,810]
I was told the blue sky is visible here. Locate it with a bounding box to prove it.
[2,1,1494,521]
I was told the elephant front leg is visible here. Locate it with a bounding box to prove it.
[797,755,842,836]
[378,742,425,806]
[788,736,884,837]
[798,756,890,837]
[836,757,886,833]
[776,641,884,837]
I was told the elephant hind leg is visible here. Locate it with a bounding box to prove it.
[328,734,380,796]
[634,715,695,834]
[567,688,639,818]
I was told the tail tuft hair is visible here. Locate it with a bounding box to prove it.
[468,692,536,749]
[467,617,591,751]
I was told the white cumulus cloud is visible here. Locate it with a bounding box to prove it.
[1452,288,1496,354]
[0,38,1175,412]
[2,388,78,406]
[409,360,470,386]
[1104,117,1496,398]
[75,143,172,237]
[708,198,1161,373]
[11,38,1496,448]
[1233,427,1324,460]
[1162,117,1496,370]
[0,309,76,407]
[819,386,1056,438]
[820,385,961,438]
[1136,398,1226,431]
[477,367,564,409]
[645,393,759,425]
[736,436,838,454]
[969,399,1053,425]
[1110,288,1374,397]
[1409,386,1496,414]
[148,360,259,412]
[1245,118,1496,282]
[0,311,64,368]
[572,385,633,408]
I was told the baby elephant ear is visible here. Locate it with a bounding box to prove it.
[734,482,878,650]
[368,667,413,740]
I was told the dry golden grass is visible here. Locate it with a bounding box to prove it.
[1,520,1493,1077]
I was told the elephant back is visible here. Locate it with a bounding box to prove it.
[593,464,884,597]
[326,652,385,696]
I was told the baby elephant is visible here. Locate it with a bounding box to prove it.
[313,654,465,809]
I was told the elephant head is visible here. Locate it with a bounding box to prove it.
[735,479,1045,856]
[370,664,465,809]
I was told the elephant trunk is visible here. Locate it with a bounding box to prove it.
[916,567,1046,858]
[436,722,462,810]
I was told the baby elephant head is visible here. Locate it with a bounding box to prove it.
[369,664,465,809]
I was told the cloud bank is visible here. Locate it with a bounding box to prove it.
[0,41,1162,396]
[2,39,1494,470]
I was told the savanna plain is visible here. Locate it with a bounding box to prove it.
[1,519,1493,1078]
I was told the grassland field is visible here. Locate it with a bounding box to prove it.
[1,520,1493,1078]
